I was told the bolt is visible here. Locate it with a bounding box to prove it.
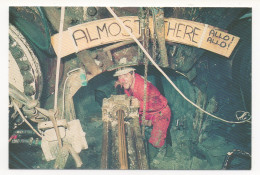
[10,46,24,59]
[20,63,30,71]
[24,85,35,96]
[87,7,97,16]
[11,42,17,47]
[23,72,34,84]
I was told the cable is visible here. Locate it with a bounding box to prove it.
[236,111,251,123]
[62,68,81,119]
[106,7,251,124]
[12,101,42,138]
[54,6,65,112]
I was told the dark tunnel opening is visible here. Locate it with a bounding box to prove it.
[71,63,251,169]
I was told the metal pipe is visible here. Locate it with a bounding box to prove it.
[116,109,128,169]
[54,6,65,111]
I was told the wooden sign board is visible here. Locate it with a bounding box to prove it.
[51,16,239,58]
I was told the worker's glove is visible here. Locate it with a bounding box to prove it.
[143,119,152,127]
[131,98,140,107]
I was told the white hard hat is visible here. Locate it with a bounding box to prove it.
[113,57,136,76]
[113,67,135,77]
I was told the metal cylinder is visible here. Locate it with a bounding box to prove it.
[87,7,97,16]
[116,109,128,170]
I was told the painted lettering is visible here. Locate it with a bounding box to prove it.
[209,29,230,41]
[223,35,230,41]
[227,36,234,49]
[207,37,227,48]
[108,22,121,36]
[183,25,193,41]
[134,20,141,34]
[214,39,219,45]
[219,41,226,48]
[207,37,219,45]
[85,27,98,42]
[209,29,215,37]
[167,22,177,36]
[207,29,234,49]
[72,29,88,46]
[192,27,200,43]
[215,31,222,39]
[207,37,213,43]
[176,23,185,38]
[97,23,109,39]
[122,20,133,36]
[52,17,239,58]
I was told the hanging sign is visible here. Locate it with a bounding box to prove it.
[51,16,239,58]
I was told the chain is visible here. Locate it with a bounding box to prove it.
[152,8,157,61]
[138,8,145,63]
[141,8,150,137]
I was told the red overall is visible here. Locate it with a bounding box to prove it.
[125,73,171,148]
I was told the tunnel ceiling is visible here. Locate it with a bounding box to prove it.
[9,7,252,109]
[47,7,244,76]
[10,7,250,88]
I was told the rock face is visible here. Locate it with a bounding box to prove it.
[152,76,234,169]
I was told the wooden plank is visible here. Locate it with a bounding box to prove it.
[163,18,240,58]
[117,110,128,169]
[101,121,109,169]
[51,16,239,58]
[200,26,240,57]
[51,17,140,58]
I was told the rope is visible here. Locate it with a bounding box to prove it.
[12,101,42,138]
[106,7,251,124]
[52,7,66,150]
[54,6,65,111]
[236,111,251,123]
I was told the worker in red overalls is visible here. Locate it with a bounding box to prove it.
[114,63,171,149]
